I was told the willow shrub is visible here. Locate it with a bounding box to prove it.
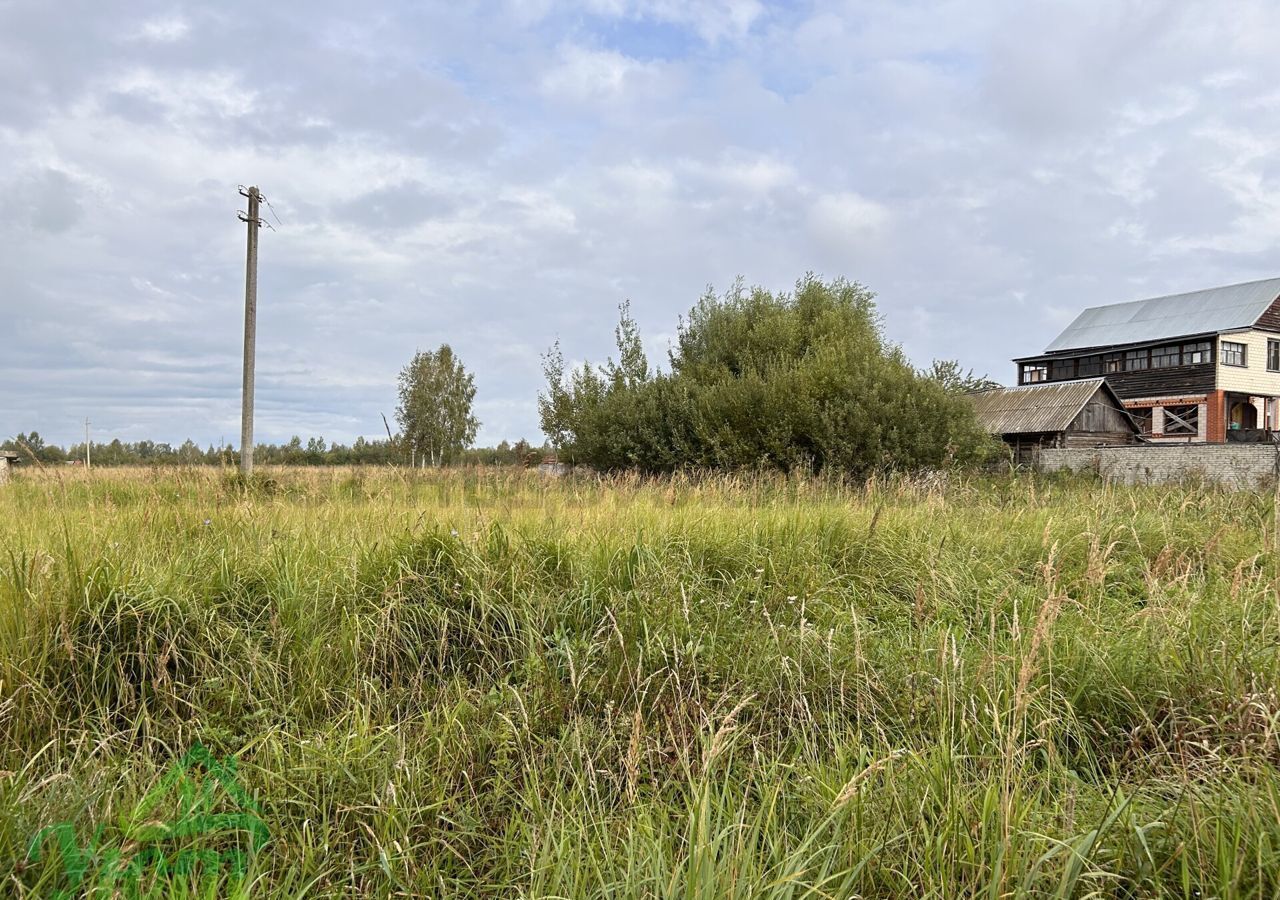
[540,275,998,474]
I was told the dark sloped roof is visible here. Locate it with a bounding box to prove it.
[967,378,1134,435]
[1044,277,1280,353]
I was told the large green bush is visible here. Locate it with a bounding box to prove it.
[539,276,996,473]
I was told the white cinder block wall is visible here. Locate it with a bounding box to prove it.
[1038,445,1278,487]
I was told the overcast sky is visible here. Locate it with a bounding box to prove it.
[4,0,1280,448]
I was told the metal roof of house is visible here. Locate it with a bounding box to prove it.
[1044,277,1280,353]
[967,378,1134,435]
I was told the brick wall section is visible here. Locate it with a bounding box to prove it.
[1206,390,1226,443]
[1038,444,1279,487]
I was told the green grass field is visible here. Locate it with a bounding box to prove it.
[3,466,1279,898]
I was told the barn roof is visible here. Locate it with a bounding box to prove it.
[967,378,1133,436]
[1044,277,1280,353]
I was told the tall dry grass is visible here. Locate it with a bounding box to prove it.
[1,465,1278,897]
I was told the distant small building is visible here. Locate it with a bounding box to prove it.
[968,378,1139,465]
[0,451,19,484]
[537,453,569,476]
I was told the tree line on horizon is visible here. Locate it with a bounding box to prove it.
[0,432,549,468]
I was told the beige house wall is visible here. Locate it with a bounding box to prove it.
[1215,329,1280,395]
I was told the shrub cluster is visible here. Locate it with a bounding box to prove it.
[539,275,996,473]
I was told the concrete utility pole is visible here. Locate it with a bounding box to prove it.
[84,417,91,469]
[238,186,262,477]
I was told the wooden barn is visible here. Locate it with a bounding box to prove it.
[968,378,1139,464]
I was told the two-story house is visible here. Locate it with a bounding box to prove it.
[1013,277,1280,442]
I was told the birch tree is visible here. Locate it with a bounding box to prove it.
[396,345,479,466]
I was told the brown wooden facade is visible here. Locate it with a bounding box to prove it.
[1014,336,1219,396]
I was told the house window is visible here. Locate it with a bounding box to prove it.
[1050,359,1075,380]
[1129,407,1153,434]
[1078,355,1102,377]
[1151,345,1181,368]
[1268,340,1280,372]
[1021,363,1047,384]
[1183,341,1211,364]
[1125,349,1150,371]
[1104,354,1123,373]
[1163,404,1199,435]
[1221,341,1247,367]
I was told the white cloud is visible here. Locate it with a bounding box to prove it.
[540,44,660,102]
[686,153,797,195]
[108,68,258,119]
[808,192,890,241]
[603,161,676,196]
[133,15,190,43]
[635,0,764,43]
[560,0,764,43]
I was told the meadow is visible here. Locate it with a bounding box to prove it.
[2,466,1279,898]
